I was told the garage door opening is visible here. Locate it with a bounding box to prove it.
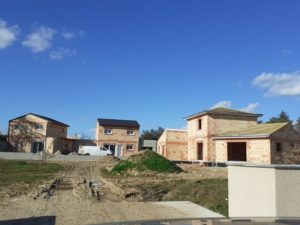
[227,142,247,161]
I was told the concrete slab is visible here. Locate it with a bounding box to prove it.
[150,201,225,219]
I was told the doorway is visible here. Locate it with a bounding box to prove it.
[32,142,44,153]
[197,143,203,160]
[227,142,247,161]
[115,144,122,158]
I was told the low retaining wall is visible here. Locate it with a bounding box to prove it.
[228,162,300,218]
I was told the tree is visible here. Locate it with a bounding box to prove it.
[141,127,164,140]
[267,111,292,124]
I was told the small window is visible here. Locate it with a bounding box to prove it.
[198,119,202,130]
[104,129,112,135]
[35,124,43,130]
[126,144,134,151]
[62,128,64,133]
[14,124,24,130]
[127,130,134,136]
[14,124,20,130]
[276,143,282,152]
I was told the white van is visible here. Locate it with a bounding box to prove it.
[78,146,112,156]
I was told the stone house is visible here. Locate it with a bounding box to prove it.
[95,118,140,157]
[157,129,188,161]
[8,113,70,154]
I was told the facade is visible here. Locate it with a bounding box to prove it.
[214,123,300,164]
[8,113,70,154]
[95,118,140,157]
[185,107,261,162]
[157,129,188,161]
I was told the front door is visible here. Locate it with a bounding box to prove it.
[32,142,44,153]
[115,144,122,158]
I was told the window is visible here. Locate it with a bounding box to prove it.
[35,124,43,130]
[276,143,282,152]
[104,129,112,135]
[14,124,24,130]
[127,130,134,136]
[62,128,64,133]
[198,119,202,130]
[14,124,21,130]
[126,144,134,151]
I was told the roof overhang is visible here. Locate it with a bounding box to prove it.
[213,134,270,140]
[184,112,263,120]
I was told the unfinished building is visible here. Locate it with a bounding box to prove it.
[157,129,188,161]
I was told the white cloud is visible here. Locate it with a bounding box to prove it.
[62,30,85,40]
[253,72,300,96]
[49,47,77,60]
[240,103,259,112]
[22,26,56,53]
[62,32,74,40]
[0,19,19,49]
[210,101,232,109]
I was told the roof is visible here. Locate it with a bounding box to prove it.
[185,107,262,120]
[214,122,288,139]
[97,118,140,128]
[9,113,70,127]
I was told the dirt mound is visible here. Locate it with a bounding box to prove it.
[111,150,183,174]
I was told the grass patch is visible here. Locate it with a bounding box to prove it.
[166,179,228,216]
[124,178,228,216]
[0,160,63,185]
[111,150,182,174]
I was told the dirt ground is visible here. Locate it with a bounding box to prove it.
[0,158,227,225]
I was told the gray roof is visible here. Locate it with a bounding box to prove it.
[185,107,262,120]
[97,118,140,128]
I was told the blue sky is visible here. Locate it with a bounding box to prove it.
[1,0,300,137]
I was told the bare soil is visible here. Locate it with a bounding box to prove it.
[0,158,227,225]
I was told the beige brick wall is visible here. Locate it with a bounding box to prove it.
[157,131,167,157]
[215,139,271,164]
[96,125,139,156]
[157,130,188,160]
[270,125,300,164]
[47,123,67,138]
[187,114,258,162]
[207,115,258,135]
[187,115,209,160]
